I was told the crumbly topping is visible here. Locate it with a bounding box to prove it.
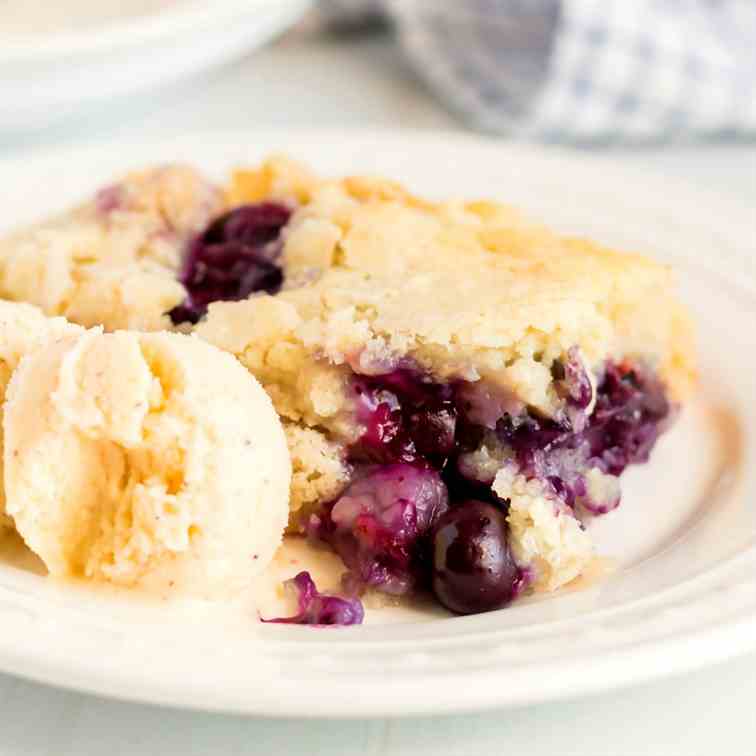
[285,424,350,525]
[0,166,222,331]
[199,157,695,440]
[493,464,594,591]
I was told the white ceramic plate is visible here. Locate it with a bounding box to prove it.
[0,0,310,133]
[0,130,753,717]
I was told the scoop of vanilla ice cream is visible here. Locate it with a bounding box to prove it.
[4,328,291,598]
[0,301,82,528]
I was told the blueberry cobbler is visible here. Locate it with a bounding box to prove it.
[0,158,695,623]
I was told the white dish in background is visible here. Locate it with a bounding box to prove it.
[0,0,311,133]
[0,0,182,37]
[0,130,753,717]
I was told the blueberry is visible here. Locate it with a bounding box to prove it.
[169,202,291,324]
[261,571,364,626]
[308,464,449,596]
[409,403,456,462]
[431,500,519,614]
[350,370,456,467]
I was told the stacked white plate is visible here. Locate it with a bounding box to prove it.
[0,0,311,133]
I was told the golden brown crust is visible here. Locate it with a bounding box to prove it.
[200,157,695,432]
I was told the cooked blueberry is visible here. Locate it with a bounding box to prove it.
[169,202,291,324]
[261,571,364,626]
[431,500,519,614]
[214,202,291,249]
[587,362,669,475]
[560,347,594,409]
[308,464,449,595]
[351,370,457,466]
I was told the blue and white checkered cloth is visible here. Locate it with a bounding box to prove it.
[322,0,756,142]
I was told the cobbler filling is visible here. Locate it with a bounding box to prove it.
[172,203,672,621]
[169,202,291,325]
[308,360,670,615]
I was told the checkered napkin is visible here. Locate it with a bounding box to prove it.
[322,0,756,141]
